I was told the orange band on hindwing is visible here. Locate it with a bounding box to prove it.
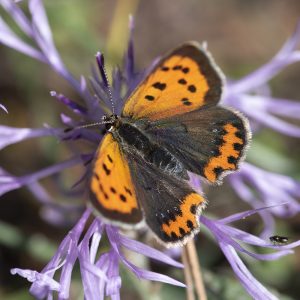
[161,193,205,242]
[204,123,244,182]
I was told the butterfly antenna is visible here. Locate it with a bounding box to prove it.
[96,52,115,115]
[64,119,114,132]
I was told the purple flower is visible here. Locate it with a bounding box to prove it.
[1,1,300,299]
[201,206,300,300]
[223,21,300,137]
[11,209,184,299]
[230,163,300,237]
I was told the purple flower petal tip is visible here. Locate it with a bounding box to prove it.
[95,52,110,89]
[51,91,87,115]
[129,14,134,31]
[11,268,60,291]
[0,103,8,113]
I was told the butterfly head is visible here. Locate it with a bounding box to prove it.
[102,114,120,132]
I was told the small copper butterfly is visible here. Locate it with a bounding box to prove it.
[89,42,250,247]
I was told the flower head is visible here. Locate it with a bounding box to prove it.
[11,209,184,299]
[201,205,300,300]
[1,1,300,299]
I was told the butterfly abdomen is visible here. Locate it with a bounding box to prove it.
[116,121,187,178]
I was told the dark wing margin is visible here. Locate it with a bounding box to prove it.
[143,106,251,184]
[172,42,224,105]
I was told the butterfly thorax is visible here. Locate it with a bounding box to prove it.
[111,118,187,179]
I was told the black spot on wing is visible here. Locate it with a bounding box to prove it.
[181,98,192,106]
[120,194,127,202]
[171,232,178,240]
[178,78,187,85]
[214,167,224,177]
[145,95,155,101]
[102,163,111,175]
[124,186,133,196]
[173,65,182,70]
[187,220,193,229]
[228,156,238,164]
[179,227,186,235]
[190,204,197,214]
[152,82,166,91]
[188,85,196,93]
[234,143,243,151]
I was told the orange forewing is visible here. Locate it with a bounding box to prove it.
[122,43,223,120]
[90,134,142,224]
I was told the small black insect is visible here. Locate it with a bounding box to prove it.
[269,235,289,245]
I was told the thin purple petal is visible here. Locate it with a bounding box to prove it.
[122,257,186,287]
[96,52,109,89]
[227,22,300,95]
[11,268,60,291]
[125,15,135,80]
[217,204,285,224]
[119,234,183,268]
[0,103,8,113]
[0,156,82,196]
[0,125,61,150]
[0,16,44,61]
[50,91,87,115]
[107,226,185,287]
[220,243,279,300]
[29,209,91,298]
[0,0,33,37]
[29,0,66,74]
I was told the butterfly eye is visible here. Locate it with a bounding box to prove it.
[105,123,113,131]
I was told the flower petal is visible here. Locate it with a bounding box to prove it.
[29,0,65,73]
[202,216,294,262]
[0,0,33,36]
[122,257,185,287]
[0,156,82,196]
[234,163,300,218]
[11,268,60,291]
[0,125,61,150]
[220,243,279,300]
[0,103,8,113]
[119,234,183,268]
[106,226,185,287]
[0,16,44,61]
[50,91,87,115]
[227,22,300,95]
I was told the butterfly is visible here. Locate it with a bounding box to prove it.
[89,42,250,247]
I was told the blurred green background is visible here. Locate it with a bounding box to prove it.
[1,0,300,299]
